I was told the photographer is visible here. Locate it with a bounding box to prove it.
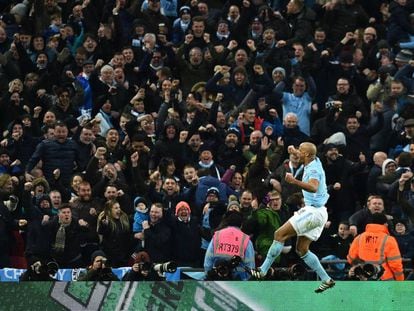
[347,262,384,281]
[78,250,119,281]
[347,213,404,281]
[204,211,255,280]
[20,258,58,281]
[122,251,177,281]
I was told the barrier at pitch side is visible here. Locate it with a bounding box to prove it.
[0,281,413,310]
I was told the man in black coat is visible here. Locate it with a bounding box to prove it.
[143,203,172,263]
[170,201,201,267]
[322,143,367,226]
[43,203,86,268]
[25,121,81,187]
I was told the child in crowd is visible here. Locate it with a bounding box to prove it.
[133,197,149,250]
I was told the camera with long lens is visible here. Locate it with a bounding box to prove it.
[266,264,307,280]
[153,261,177,275]
[207,256,242,280]
[353,263,384,280]
[20,260,59,281]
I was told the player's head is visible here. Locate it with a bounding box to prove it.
[298,142,316,162]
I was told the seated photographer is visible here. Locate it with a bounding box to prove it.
[346,263,384,281]
[204,211,255,280]
[347,213,404,281]
[20,257,58,281]
[122,251,177,281]
[78,250,119,281]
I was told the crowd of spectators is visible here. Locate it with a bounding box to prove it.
[1,0,414,280]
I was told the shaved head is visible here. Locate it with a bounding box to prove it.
[300,142,317,157]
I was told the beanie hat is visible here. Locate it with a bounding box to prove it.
[175,201,191,216]
[134,196,148,213]
[32,177,50,193]
[227,199,241,211]
[395,49,413,63]
[382,158,397,175]
[206,187,220,198]
[226,127,240,139]
[90,250,106,263]
[394,219,407,228]
[179,6,191,16]
[134,196,148,207]
[323,143,338,153]
[199,143,214,153]
[272,67,286,77]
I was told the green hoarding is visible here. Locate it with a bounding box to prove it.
[0,281,412,310]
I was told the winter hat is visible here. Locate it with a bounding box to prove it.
[226,127,240,139]
[134,196,148,212]
[323,143,339,153]
[90,250,106,263]
[206,187,220,198]
[134,196,148,207]
[382,159,397,175]
[394,219,407,228]
[175,201,191,216]
[251,17,263,25]
[179,6,191,16]
[32,177,50,193]
[272,67,286,77]
[199,143,214,153]
[227,199,241,211]
[395,49,413,63]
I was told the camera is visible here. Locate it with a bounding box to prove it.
[4,195,19,212]
[266,264,307,280]
[20,260,59,281]
[153,261,177,274]
[207,256,242,280]
[325,101,336,109]
[353,263,384,280]
[139,261,152,272]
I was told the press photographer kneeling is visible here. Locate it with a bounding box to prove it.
[78,250,119,281]
[347,213,404,281]
[122,251,177,281]
[20,258,59,281]
[204,211,255,280]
